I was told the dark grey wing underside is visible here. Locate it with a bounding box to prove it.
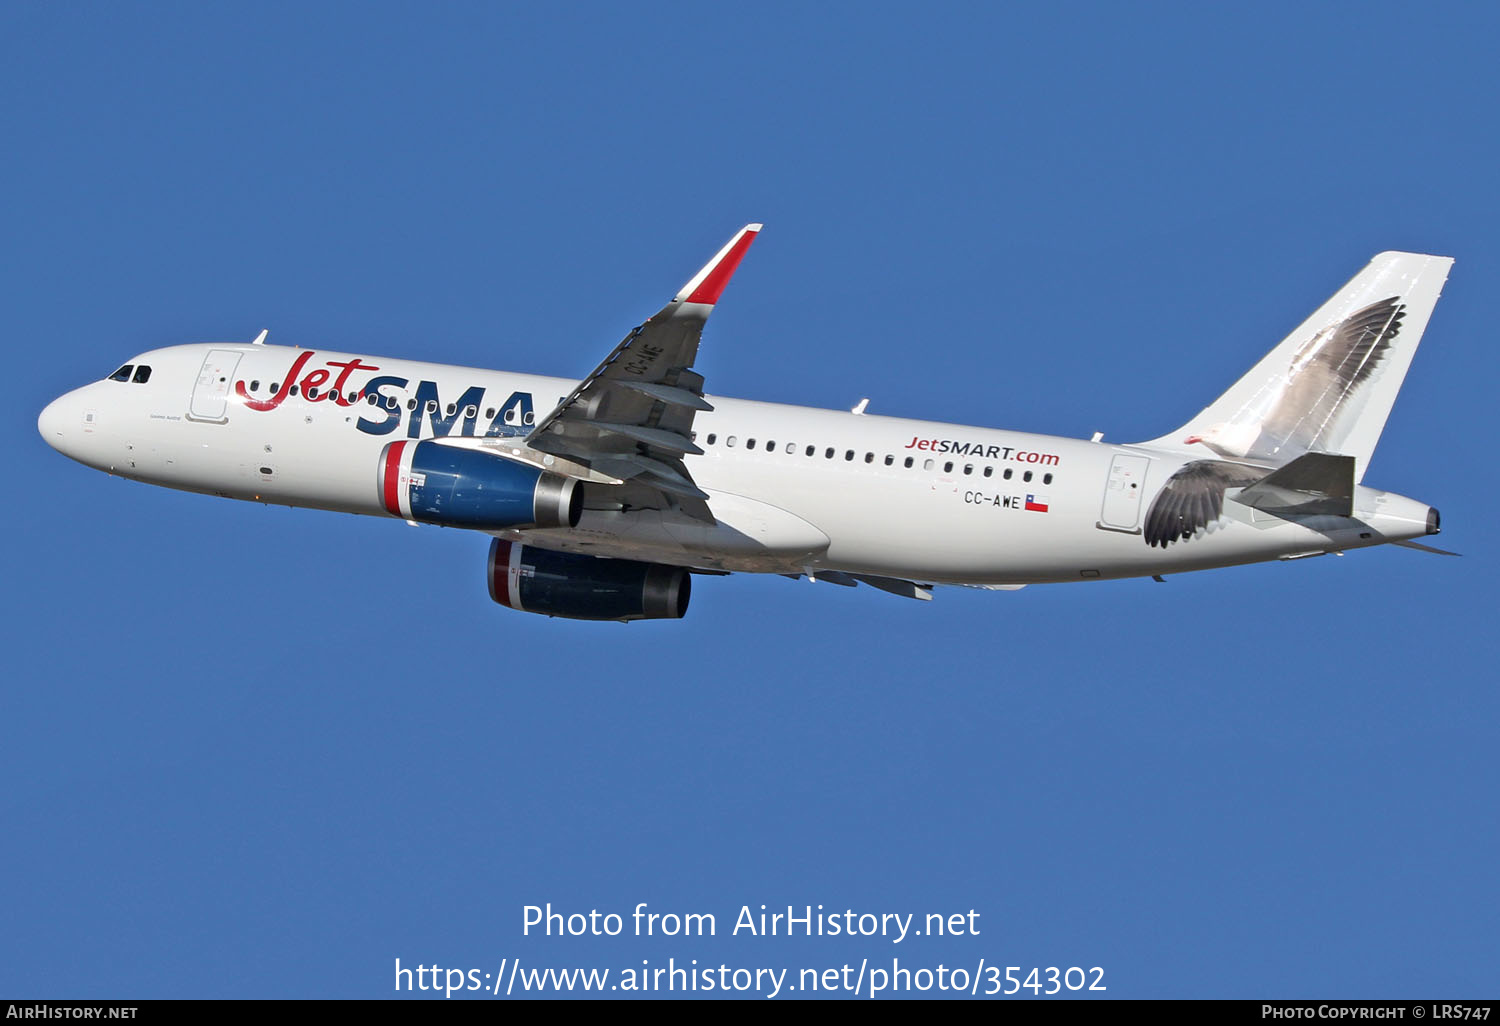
[522,225,761,524]
[1144,460,1269,548]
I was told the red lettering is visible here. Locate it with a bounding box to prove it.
[300,367,330,401]
[236,351,315,412]
[326,358,380,406]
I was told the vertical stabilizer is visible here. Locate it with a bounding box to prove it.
[1143,252,1452,481]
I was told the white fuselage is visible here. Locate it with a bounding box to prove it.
[39,342,1436,587]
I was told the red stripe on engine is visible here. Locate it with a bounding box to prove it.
[382,441,406,516]
[492,541,513,607]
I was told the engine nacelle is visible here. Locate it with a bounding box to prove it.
[487,540,691,621]
[377,440,581,529]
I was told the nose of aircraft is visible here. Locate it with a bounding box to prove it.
[38,389,91,462]
[38,394,69,452]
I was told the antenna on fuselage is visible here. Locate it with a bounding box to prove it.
[851,397,870,415]
[251,329,268,345]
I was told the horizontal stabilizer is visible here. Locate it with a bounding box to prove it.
[1235,452,1355,517]
[1391,539,1461,557]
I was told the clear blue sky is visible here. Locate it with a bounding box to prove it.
[5,1,1495,999]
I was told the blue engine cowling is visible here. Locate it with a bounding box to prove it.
[377,440,581,529]
[487,540,691,621]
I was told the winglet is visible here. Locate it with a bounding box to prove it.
[674,224,762,306]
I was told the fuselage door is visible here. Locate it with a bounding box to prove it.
[1098,453,1150,532]
[188,350,242,423]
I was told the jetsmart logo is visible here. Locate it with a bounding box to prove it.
[234,351,536,440]
[903,436,1061,465]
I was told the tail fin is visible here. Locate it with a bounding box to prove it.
[1143,251,1452,481]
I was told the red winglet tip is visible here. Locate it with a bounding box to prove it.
[683,226,760,306]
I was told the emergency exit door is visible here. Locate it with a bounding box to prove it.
[188,350,242,422]
[1098,454,1150,532]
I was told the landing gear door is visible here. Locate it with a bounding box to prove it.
[1098,454,1150,533]
[189,350,242,423]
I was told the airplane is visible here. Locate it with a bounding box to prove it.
[38,225,1453,621]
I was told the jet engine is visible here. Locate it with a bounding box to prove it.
[377,440,581,529]
[486,539,691,621]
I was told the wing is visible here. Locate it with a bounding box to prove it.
[1143,460,1268,548]
[1254,296,1405,459]
[527,224,761,522]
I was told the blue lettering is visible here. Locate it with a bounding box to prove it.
[408,382,486,438]
[356,375,410,435]
[484,391,535,438]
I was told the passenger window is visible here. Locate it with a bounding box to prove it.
[485,408,496,419]
[983,466,993,478]
[367,393,378,405]
[825,448,834,459]
[706,433,717,445]
[766,440,775,451]
[290,385,300,396]
[1024,470,1033,482]
[110,365,134,382]
[904,457,914,468]
[446,403,456,415]
[1003,468,1013,480]
[387,396,399,410]
[806,445,815,456]
[884,455,893,466]
[250,380,261,392]
[963,464,973,475]
[923,459,934,471]
[785,443,795,454]
[426,400,438,413]
[727,436,737,447]
[844,450,854,461]
[747,438,756,450]
[1043,473,1053,484]
[406,398,416,410]
[943,461,953,473]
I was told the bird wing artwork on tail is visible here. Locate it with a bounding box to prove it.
[1139,251,1451,548]
[1185,296,1407,462]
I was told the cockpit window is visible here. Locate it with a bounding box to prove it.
[132,365,152,384]
[109,364,134,382]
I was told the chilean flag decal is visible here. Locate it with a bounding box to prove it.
[1025,494,1050,513]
